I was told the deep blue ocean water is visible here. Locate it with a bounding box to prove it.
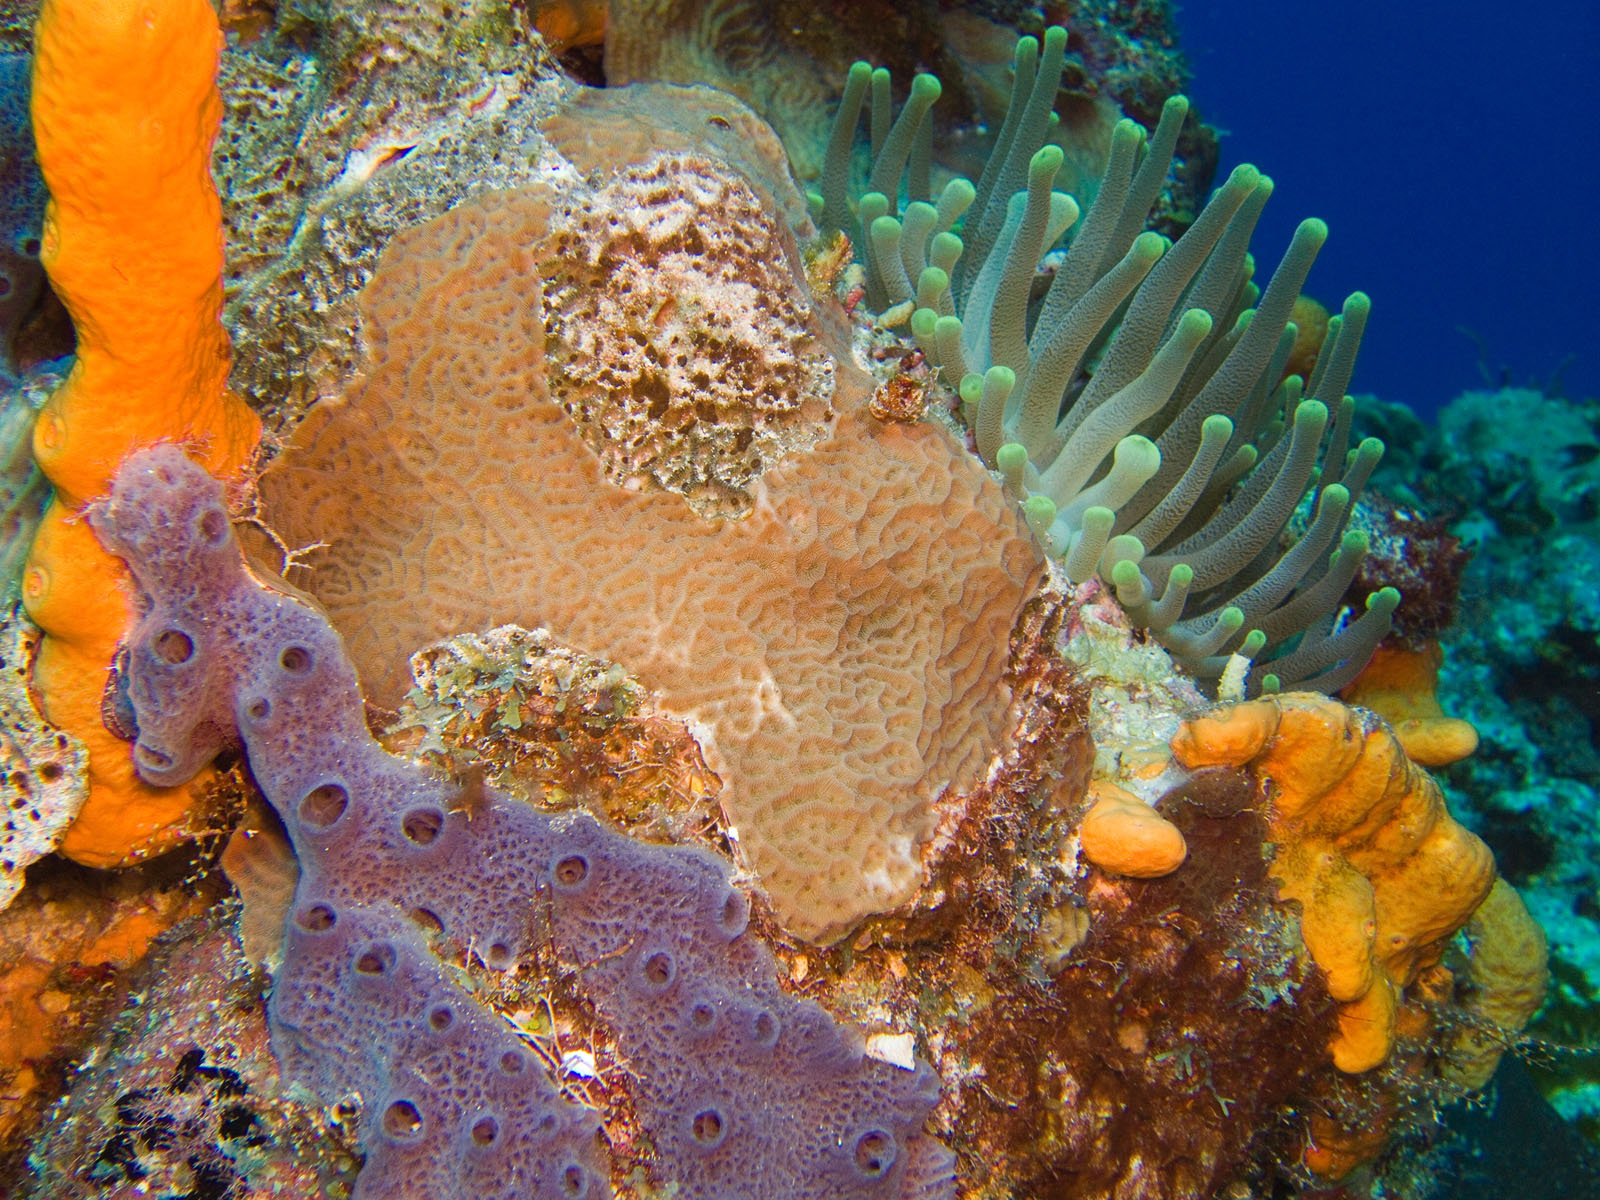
[1175,3,1599,417]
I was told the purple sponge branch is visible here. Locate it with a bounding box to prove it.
[92,444,956,1200]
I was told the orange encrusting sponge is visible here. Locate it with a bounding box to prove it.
[1171,692,1496,1073]
[21,0,259,867]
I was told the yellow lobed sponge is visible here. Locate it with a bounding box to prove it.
[1077,780,1188,878]
[1171,692,1496,1072]
[21,0,259,867]
[1443,877,1548,1089]
[1340,639,1479,768]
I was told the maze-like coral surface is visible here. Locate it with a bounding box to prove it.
[257,165,1041,941]
[96,444,957,1200]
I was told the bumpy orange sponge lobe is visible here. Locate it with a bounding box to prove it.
[1341,640,1479,768]
[1444,877,1548,1089]
[1078,780,1188,878]
[22,0,259,867]
[1172,693,1496,1073]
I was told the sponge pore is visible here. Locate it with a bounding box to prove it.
[94,444,956,1200]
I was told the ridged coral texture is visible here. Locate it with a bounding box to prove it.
[97,443,958,1200]
[258,161,1041,942]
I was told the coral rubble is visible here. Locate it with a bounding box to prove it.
[0,852,224,1174]
[19,906,361,1200]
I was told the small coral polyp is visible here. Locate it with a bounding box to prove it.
[95,444,956,1200]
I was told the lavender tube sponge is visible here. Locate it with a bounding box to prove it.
[93,445,956,1200]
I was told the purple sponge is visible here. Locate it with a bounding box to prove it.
[94,445,956,1200]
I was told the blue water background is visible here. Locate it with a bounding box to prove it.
[1175,3,1599,416]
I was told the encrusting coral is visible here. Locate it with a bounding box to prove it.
[254,149,1042,944]
[537,155,836,518]
[19,0,259,868]
[0,606,85,908]
[1171,692,1501,1074]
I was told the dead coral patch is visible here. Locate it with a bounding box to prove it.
[16,906,359,1200]
[540,156,835,518]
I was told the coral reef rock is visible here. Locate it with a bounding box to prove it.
[96,442,960,1200]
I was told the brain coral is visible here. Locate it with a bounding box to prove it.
[96,443,958,1200]
[255,155,1042,943]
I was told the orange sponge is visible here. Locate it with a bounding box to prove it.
[1443,877,1548,1089]
[1340,639,1479,767]
[21,0,259,867]
[1078,780,1188,878]
[1283,294,1331,384]
[1171,692,1496,1073]
[530,0,607,52]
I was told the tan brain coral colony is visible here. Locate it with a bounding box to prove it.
[253,25,1404,949]
[95,444,959,1200]
[256,157,1042,943]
